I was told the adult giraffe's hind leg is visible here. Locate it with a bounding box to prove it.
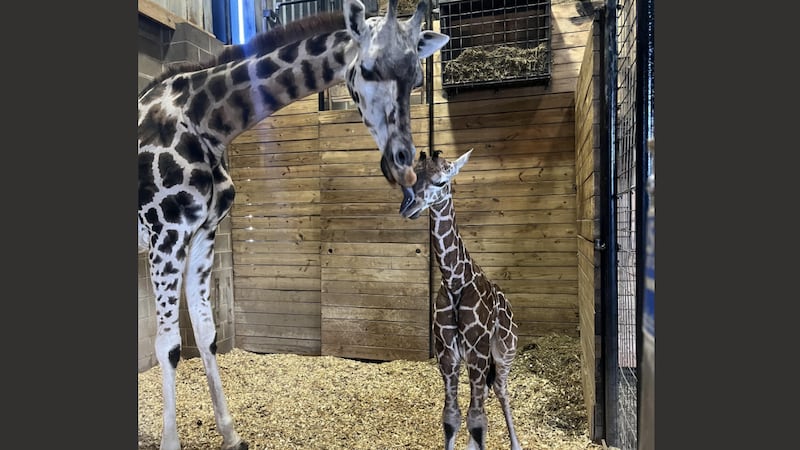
[148,229,190,450]
[184,226,248,450]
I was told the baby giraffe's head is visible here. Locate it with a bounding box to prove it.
[399,148,473,219]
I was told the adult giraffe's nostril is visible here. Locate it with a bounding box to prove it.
[395,148,413,167]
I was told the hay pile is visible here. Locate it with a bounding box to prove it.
[138,334,603,450]
[443,44,548,85]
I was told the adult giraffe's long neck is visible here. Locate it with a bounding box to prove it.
[430,196,473,292]
[157,17,357,156]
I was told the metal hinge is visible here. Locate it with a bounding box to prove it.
[594,239,607,251]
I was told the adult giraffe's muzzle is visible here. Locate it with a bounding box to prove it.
[381,154,418,209]
[400,185,415,215]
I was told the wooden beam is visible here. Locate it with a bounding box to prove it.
[138,0,184,30]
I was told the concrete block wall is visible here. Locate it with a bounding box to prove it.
[138,13,235,372]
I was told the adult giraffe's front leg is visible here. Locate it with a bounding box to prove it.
[184,226,248,450]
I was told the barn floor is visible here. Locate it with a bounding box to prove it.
[138,334,604,450]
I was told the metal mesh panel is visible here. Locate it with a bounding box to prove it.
[613,0,639,448]
[438,0,550,93]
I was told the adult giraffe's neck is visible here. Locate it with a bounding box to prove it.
[181,30,357,149]
[430,197,472,291]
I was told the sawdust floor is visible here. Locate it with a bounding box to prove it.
[138,334,605,450]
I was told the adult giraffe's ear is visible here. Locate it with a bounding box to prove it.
[344,0,370,45]
[417,30,450,59]
[404,2,449,59]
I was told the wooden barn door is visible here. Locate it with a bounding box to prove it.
[318,106,431,361]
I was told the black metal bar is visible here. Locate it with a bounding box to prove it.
[426,0,436,359]
[601,0,619,446]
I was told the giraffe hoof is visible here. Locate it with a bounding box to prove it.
[222,441,248,450]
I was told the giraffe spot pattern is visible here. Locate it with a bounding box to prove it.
[256,57,281,79]
[138,152,158,207]
[158,153,184,188]
[187,90,210,126]
[215,185,236,219]
[175,133,206,164]
[321,59,334,84]
[305,32,330,56]
[139,105,177,148]
[168,345,181,368]
[157,229,180,255]
[301,60,317,91]
[258,86,281,111]
[189,168,213,196]
[190,70,209,90]
[163,261,180,275]
[171,77,191,107]
[144,208,162,235]
[208,75,228,101]
[160,191,203,224]
[229,88,254,129]
[278,41,300,63]
[276,68,299,99]
[333,48,346,66]
[209,107,234,135]
[200,132,221,148]
[230,62,250,85]
[332,30,350,47]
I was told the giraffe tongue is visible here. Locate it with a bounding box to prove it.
[399,186,415,215]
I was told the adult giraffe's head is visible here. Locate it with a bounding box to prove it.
[343,0,449,207]
[400,148,473,219]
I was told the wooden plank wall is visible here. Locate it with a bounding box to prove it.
[574,17,604,441]
[228,95,324,355]
[318,106,431,361]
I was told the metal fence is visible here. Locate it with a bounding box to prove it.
[601,0,654,448]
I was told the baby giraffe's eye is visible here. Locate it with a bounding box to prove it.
[433,180,447,188]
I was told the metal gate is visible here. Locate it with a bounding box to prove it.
[600,0,654,448]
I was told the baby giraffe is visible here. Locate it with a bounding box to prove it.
[400,149,522,450]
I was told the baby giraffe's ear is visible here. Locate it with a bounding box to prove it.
[451,148,473,175]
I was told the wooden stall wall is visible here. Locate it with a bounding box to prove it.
[575,18,604,441]
[318,107,431,361]
[228,96,324,356]
[228,96,433,361]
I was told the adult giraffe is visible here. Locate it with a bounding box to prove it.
[137,2,448,449]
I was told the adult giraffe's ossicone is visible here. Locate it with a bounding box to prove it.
[137,2,448,449]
